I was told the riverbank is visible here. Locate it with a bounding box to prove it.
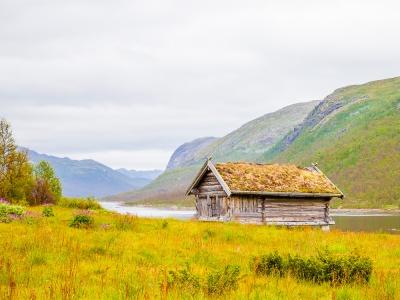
[104,201,400,214]
[1,205,399,299]
[101,201,400,215]
[99,202,400,234]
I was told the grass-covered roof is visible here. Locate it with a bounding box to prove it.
[215,162,340,194]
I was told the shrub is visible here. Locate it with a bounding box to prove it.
[316,251,373,284]
[161,220,168,229]
[30,178,56,205]
[42,206,54,217]
[207,264,240,295]
[0,203,25,223]
[167,265,200,295]
[287,254,326,283]
[252,251,372,285]
[69,213,94,228]
[253,251,286,276]
[59,197,102,210]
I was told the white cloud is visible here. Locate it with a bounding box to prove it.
[1,0,400,169]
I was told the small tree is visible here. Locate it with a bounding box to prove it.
[0,119,33,203]
[31,161,62,204]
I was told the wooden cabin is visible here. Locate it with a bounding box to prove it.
[186,159,343,230]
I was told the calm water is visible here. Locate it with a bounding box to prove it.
[99,202,400,234]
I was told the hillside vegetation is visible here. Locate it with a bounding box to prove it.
[265,77,400,208]
[0,205,399,299]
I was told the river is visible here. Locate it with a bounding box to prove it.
[99,202,400,234]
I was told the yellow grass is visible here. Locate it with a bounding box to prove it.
[216,162,340,194]
[0,206,399,299]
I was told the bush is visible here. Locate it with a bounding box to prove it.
[252,251,372,285]
[287,254,326,283]
[0,203,25,223]
[30,178,56,205]
[316,251,373,284]
[253,251,286,276]
[167,265,200,295]
[42,206,54,217]
[69,214,94,228]
[207,264,240,295]
[161,220,168,229]
[59,197,102,210]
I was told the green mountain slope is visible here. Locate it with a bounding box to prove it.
[196,101,319,164]
[105,101,318,204]
[264,77,400,208]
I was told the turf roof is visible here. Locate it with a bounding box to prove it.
[215,162,340,194]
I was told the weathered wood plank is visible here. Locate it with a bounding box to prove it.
[265,201,327,206]
[198,186,224,193]
[198,191,227,197]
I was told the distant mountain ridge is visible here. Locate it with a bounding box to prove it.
[25,149,161,198]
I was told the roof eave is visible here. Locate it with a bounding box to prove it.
[230,190,343,198]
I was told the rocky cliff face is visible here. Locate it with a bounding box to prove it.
[166,137,217,170]
[274,89,369,153]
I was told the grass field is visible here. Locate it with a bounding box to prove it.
[0,205,399,299]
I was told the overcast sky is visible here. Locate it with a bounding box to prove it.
[1,0,399,170]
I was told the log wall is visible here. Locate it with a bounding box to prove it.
[262,198,332,225]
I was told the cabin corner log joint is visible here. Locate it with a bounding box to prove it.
[186,159,344,228]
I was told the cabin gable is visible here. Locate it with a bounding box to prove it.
[192,171,229,220]
[195,171,227,197]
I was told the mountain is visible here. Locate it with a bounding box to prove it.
[105,100,319,204]
[26,149,159,198]
[166,137,218,169]
[195,101,320,164]
[107,76,400,208]
[264,77,400,208]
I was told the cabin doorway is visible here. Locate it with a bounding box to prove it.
[210,196,219,217]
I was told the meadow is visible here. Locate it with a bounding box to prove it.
[0,204,399,299]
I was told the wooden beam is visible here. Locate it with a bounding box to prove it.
[231,190,341,198]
